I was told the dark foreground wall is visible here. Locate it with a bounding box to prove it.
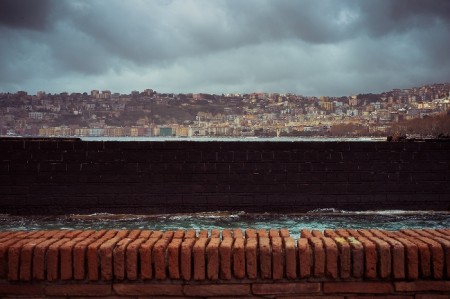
[0,138,449,214]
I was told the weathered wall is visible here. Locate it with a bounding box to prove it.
[1,228,450,298]
[0,138,449,214]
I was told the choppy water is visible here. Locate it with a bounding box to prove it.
[1,210,448,239]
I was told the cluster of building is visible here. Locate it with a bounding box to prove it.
[1,84,449,137]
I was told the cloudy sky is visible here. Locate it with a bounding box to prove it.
[1,0,449,96]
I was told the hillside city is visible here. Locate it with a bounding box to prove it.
[1,83,449,138]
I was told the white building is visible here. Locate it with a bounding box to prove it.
[28,112,44,119]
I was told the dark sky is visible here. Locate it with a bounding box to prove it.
[1,0,449,96]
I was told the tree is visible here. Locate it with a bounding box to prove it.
[389,113,450,137]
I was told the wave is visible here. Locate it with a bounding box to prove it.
[306,209,449,215]
[1,209,449,232]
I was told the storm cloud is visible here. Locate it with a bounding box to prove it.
[0,0,54,30]
[1,0,449,95]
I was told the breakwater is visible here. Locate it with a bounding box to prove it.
[1,228,450,298]
[1,138,449,214]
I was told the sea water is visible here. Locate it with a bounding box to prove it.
[1,210,449,239]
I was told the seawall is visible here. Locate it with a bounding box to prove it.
[1,228,450,298]
[1,138,450,214]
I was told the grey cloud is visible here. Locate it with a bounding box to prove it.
[0,29,52,83]
[354,0,450,38]
[231,0,360,44]
[0,0,54,30]
[41,0,355,75]
[47,22,120,75]
[57,0,450,66]
[1,0,450,95]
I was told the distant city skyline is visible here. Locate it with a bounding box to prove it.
[2,82,449,139]
[2,81,450,98]
[1,0,450,96]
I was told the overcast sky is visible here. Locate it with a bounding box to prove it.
[1,0,449,96]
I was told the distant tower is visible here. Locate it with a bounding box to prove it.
[101,90,111,99]
[91,90,100,99]
[37,91,46,99]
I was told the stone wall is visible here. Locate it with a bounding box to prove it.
[0,138,449,214]
[1,228,450,298]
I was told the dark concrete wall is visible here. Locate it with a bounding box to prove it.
[0,138,449,214]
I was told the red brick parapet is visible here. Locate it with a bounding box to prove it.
[1,228,450,298]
